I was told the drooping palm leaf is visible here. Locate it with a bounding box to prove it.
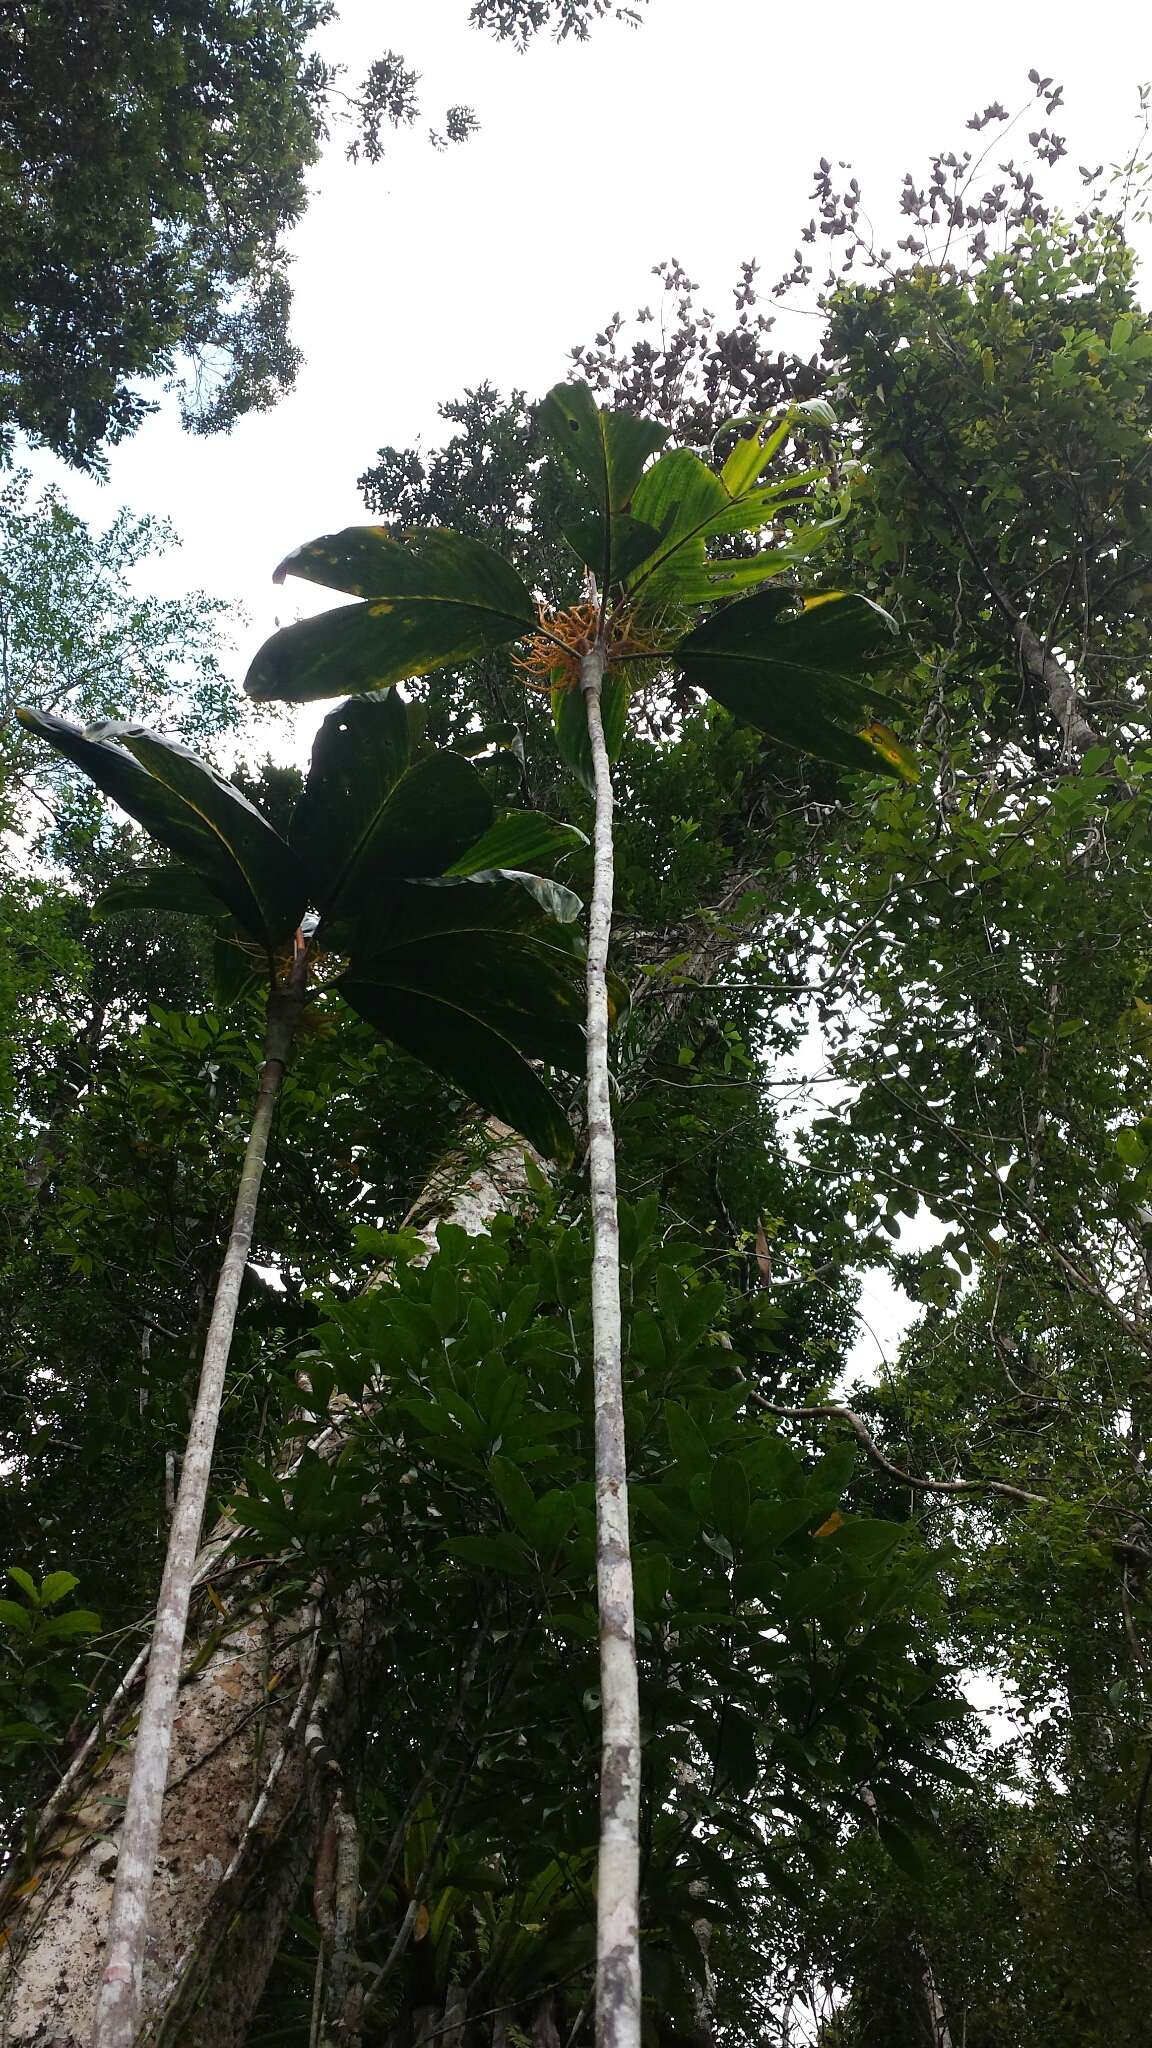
[675,589,914,779]
[16,708,306,946]
[339,875,587,1161]
[95,867,231,920]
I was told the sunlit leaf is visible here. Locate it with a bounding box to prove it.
[446,811,588,877]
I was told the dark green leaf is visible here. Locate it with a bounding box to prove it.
[715,1706,760,1795]
[563,512,664,587]
[666,1403,712,1474]
[490,1455,541,1541]
[711,1458,751,1545]
[828,1519,905,1563]
[33,1609,100,1640]
[446,1533,538,1579]
[632,1551,671,1618]
[95,867,229,920]
[293,699,494,941]
[0,1722,48,1745]
[443,869,581,926]
[877,1818,928,1880]
[212,927,262,1007]
[446,811,588,877]
[17,708,305,946]
[532,1488,578,1549]
[293,688,412,885]
[776,1562,840,1623]
[338,970,576,1162]
[539,381,668,591]
[806,1444,858,1498]
[630,1484,698,1548]
[744,1498,815,1552]
[539,383,667,515]
[675,590,914,778]
[246,528,538,704]
[346,874,584,956]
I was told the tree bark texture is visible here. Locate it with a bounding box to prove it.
[992,584,1104,762]
[581,646,642,2048]
[0,1119,541,2047]
[0,1572,321,2048]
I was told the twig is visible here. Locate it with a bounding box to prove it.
[754,1394,1047,1504]
[756,1394,1152,1566]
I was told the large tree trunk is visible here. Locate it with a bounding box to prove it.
[0,1121,541,2047]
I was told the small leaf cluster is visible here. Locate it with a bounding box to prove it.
[0,1568,99,1837]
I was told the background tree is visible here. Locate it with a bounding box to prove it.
[0,0,648,470]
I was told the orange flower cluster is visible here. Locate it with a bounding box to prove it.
[513,602,660,692]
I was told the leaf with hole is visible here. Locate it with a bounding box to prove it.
[539,381,668,591]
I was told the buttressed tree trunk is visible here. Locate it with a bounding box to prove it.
[0,1120,542,2048]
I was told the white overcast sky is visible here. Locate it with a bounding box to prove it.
[23,0,1152,1365]
[26,0,1152,656]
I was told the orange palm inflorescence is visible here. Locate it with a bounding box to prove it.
[513,602,662,692]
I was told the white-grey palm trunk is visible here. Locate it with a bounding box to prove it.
[581,644,642,2048]
[92,970,304,2048]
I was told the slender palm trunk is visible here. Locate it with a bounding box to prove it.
[93,949,307,2048]
[580,644,641,2048]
